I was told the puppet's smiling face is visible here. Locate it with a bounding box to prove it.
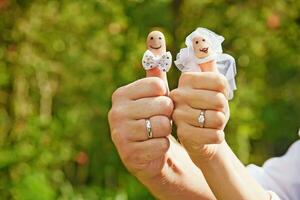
[147,31,166,56]
[192,36,212,58]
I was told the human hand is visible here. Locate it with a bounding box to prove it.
[108,69,173,181]
[108,68,218,200]
[170,68,230,161]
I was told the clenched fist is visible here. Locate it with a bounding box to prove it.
[170,71,230,161]
[108,76,173,180]
[108,68,216,200]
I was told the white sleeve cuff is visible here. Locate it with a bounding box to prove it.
[268,191,281,200]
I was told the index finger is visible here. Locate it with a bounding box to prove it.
[178,72,230,99]
[112,77,167,103]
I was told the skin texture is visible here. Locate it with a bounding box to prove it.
[108,76,215,200]
[108,70,270,200]
[194,142,270,200]
[171,62,270,200]
[170,70,229,160]
[109,77,173,180]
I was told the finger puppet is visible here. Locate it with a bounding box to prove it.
[174,27,237,99]
[142,31,172,72]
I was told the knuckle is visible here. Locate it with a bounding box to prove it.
[111,87,124,103]
[110,129,119,144]
[108,106,124,122]
[210,130,224,144]
[158,117,172,135]
[148,77,166,95]
[215,74,227,92]
[207,72,218,81]
[214,112,226,129]
[108,108,116,123]
[158,97,174,116]
[169,89,181,103]
[110,128,125,146]
[214,93,227,110]
[169,90,176,100]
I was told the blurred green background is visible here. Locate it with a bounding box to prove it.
[0,0,299,199]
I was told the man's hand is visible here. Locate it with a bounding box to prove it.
[108,76,173,180]
[170,71,230,161]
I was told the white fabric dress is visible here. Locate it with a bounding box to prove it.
[247,140,300,200]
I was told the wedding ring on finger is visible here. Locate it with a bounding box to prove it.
[145,119,153,139]
[198,110,206,128]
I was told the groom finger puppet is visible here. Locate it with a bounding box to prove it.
[142,31,172,72]
[175,27,237,99]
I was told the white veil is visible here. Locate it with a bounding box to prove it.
[174,27,237,99]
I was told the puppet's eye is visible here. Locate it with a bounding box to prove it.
[159,37,162,40]
[195,41,199,44]
[202,39,205,42]
[150,37,154,40]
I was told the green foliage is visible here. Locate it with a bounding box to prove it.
[0,0,299,199]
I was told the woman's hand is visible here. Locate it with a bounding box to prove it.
[170,71,230,161]
[170,71,270,200]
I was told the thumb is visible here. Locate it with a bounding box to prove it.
[146,67,170,94]
[199,60,218,72]
[200,60,231,99]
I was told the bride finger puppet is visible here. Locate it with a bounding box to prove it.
[174,27,237,99]
[142,31,172,72]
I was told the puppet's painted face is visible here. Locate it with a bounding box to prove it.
[147,31,166,56]
[192,36,212,58]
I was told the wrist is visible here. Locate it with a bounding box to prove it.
[139,138,216,200]
[189,142,271,200]
[187,141,230,171]
[137,152,182,200]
